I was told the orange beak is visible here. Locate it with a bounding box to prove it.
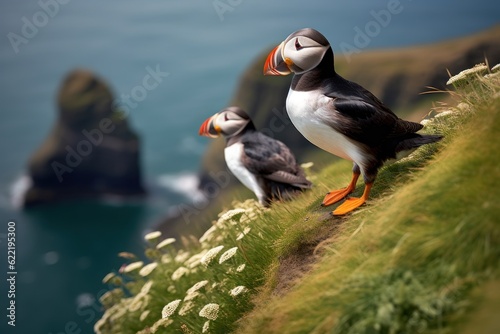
[263,42,292,76]
[199,114,221,138]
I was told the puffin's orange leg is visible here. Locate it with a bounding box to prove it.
[332,183,373,215]
[321,172,360,207]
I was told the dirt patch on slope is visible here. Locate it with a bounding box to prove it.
[273,215,344,295]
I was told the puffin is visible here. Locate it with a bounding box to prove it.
[263,28,442,215]
[199,106,312,206]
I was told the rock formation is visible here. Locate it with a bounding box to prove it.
[23,69,145,206]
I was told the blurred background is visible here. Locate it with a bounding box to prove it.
[0,0,499,333]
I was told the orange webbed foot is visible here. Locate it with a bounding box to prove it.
[332,183,373,216]
[321,172,360,207]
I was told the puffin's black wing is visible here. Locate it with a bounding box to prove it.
[240,132,311,188]
[321,77,423,144]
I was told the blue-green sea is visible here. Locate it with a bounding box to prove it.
[0,0,499,333]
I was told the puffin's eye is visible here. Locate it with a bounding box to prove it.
[295,38,303,51]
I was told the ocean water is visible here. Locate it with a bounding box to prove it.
[0,0,499,333]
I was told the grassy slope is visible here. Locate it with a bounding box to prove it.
[236,77,500,333]
[95,68,500,334]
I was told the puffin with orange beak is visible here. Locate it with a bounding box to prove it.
[199,106,312,206]
[264,28,442,215]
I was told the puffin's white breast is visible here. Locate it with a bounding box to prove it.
[224,142,266,202]
[286,89,367,166]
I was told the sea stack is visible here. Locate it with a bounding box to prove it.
[23,69,145,206]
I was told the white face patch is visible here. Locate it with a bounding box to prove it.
[282,36,329,74]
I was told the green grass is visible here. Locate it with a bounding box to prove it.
[95,65,500,334]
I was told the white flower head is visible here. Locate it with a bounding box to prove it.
[150,318,173,333]
[446,63,488,85]
[185,251,206,269]
[300,161,314,169]
[144,231,162,241]
[236,264,246,272]
[236,227,251,241]
[128,298,143,312]
[156,237,176,249]
[178,300,195,316]
[139,262,158,277]
[184,291,200,301]
[122,261,143,273]
[435,110,454,118]
[199,303,220,320]
[187,280,209,294]
[139,310,150,322]
[218,208,246,225]
[102,272,115,284]
[219,247,238,264]
[202,320,210,333]
[140,280,154,295]
[200,246,224,266]
[230,285,248,297]
[171,266,190,281]
[162,299,182,319]
[174,250,190,263]
[118,252,136,259]
[199,225,218,244]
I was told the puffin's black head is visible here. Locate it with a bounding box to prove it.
[263,28,331,76]
[199,106,253,138]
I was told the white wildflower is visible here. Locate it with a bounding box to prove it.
[102,272,115,284]
[199,303,220,320]
[202,320,210,333]
[118,252,136,259]
[219,247,238,264]
[150,318,173,333]
[484,71,500,80]
[229,285,248,297]
[218,208,246,224]
[144,231,162,241]
[236,227,251,241]
[139,262,158,277]
[128,297,143,312]
[200,246,224,266]
[187,280,209,294]
[93,317,107,334]
[140,280,154,295]
[139,310,150,321]
[236,263,246,272]
[167,285,176,294]
[199,225,218,244]
[300,161,314,169]
[156,237,176,249]
[171,266,189,281]
[435,110,454,118]
[185,252,206,269]
[162,299,182,319]
[446,63,488,85]
[178,300,195,316]
[174,250,190,263]
[122,261,143,273]
[184,291,200,301]
[161,254,172,264]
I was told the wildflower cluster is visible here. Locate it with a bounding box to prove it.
[95,199,266,333]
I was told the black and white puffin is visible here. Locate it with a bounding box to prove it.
[199,106,312,206]
[263,28,442,215]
